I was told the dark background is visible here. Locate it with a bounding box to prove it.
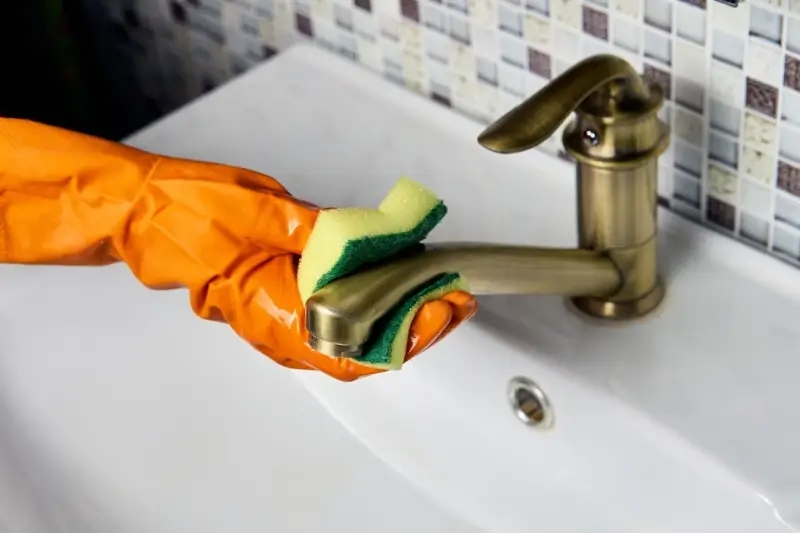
[0,2,165,140]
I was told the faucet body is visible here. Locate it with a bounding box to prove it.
[306,54,670,357]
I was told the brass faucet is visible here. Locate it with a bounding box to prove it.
[306,54,670,358]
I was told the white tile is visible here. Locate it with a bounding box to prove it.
[710,61,745,106]
[581,38,611,58]
[776,194,800,229]
[334,3,353,29]
[554,58,572,77]
[525,0,550,15]
[740,213,770,245]
[676,4,706,45]
[658,166,674,199]
[353,8,377,40]
[673,197,703,220]
[788,17,800,55]
[780,124,800,163]
[782,89,800,127]
[554,25,580,60]
[745,37,784,87]
[644,0,671,31]
[709,132,739,168]
[476,56,499,84]
[423,3,447,32]
[675,77,705,113]
[424,28,450,62]
[710,99,742,136]
[449,0,470,13]
[357,37,383,71]
[659,101,673,125]
[615,49,642,71]
[674,107,704,145]
[498,3,524,35]
[428,59,451,87]
[673,39,706,80]
[674,140,704,176]
[499,62,526,96]
[614,16,642,53]
[380,15,401,40]
[338,30,358,58]
[750,4,783,44]
[745,39,784,86]
[500,34,528,66]
[449,13,472,43]
[525,71,548,94]
[471,25,497,56]
[674,171,702,206]
[774,225,800,258]
[712,30,745,67]
[710,0,748,34]
[740,178,773,217]
[644,29,671,65]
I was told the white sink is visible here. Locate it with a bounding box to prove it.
[2,44,800,533]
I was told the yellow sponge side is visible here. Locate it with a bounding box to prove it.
[367,274,468,370]
[297,177,442,303]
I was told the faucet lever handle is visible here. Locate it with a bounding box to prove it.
[477,54,651,155]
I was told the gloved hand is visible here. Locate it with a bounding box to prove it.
[0,119,476,381]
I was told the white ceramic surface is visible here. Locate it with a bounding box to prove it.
[2,44,800,532]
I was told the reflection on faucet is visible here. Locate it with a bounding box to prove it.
[306,54,671,358]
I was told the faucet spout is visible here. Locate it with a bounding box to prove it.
[305,244,622,357]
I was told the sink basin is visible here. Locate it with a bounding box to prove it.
[2,44,800,532]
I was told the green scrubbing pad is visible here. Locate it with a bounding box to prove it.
[353,273,467,370]
[297,177,465,370]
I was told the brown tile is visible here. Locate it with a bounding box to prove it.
[528,48,551,78]
[582,6,608,40]
[777,160,800,198]
[643,64,672,100]
[431,92,452,107]
[355,0,372,11]
[296,13,313,36]
[746,77,779,118]
[263,45,278,59]
[677,0,706,9]
[400,0,420,21]
[784,54,800,91]
[706,196,736,231]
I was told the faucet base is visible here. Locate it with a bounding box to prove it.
[570,277,665,321]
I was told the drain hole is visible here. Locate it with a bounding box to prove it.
[507,377,554,429]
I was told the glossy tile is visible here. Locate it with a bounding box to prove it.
[582,6,609,40]
[93,0,800,271]
[707,195,737,231]
[746,77,780,118]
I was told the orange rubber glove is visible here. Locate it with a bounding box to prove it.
[0,119,476,381]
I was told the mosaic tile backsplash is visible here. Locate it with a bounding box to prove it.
[88,0,800,266]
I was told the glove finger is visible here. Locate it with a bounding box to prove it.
[406,300,453,359]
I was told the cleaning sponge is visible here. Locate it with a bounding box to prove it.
[298,177,446,302]
[297,177,465,370]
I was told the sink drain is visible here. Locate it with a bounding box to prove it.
[507,377,554,429]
